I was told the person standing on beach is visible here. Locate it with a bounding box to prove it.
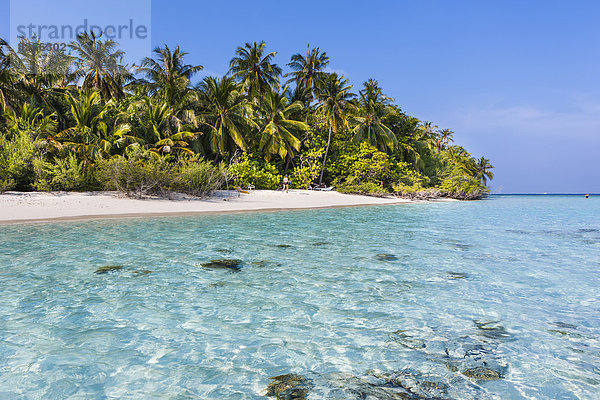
[282,175,290,193]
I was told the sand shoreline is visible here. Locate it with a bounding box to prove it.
[0,190,445,225]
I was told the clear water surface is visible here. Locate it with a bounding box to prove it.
[0,195,599,399]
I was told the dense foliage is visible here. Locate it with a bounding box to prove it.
[0,35,493,198]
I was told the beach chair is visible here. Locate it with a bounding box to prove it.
[234,186,249,197]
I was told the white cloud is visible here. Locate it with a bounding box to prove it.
[446,101,600,141]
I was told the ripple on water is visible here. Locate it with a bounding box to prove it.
[0,196,599,399]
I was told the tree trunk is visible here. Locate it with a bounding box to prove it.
[319,125,332,185]
[285,153,292,172]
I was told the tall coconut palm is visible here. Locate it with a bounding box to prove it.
[418,121,439,141]
[438,128,454,149]
[351,79,397,152]
[0,40,15,112]
[1,37,74,110]
[285,46,329,104]
[197,76,257,156]
[69,32,130,100]
[315,73,354,184]
[256,86,308,162]
[136,45,202,112]
[474,156,494,185]
[229,41,281,99]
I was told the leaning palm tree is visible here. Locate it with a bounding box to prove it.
[256,86,308,162]
[285,46,329,104]
[229,41,281,99]
[315,73,354,184]
[351,79,397,152]
[69,32,130,100]
[474,156,494,185]
[197,76,257,157]
[136,45,202,111]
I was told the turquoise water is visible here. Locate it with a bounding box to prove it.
[1,195,599,399]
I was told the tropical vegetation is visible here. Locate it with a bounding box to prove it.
[0,35,493,199]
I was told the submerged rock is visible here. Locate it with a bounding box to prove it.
[376,253,398,262]
[252,260,283,268]
[445,340,508,381]
[453,243,472,250]
[94,265,124,274]
[547,322,584,338]
[207,281,226,288]
[216,248,233,254]
[201,259,243,272]
[387,325,509,384]
[388,330,427,350]
[328,372,448,400]
[312,241,330,246]
[462,366,502,380]
[474,320,515,342]
[440,239,472,251]
[275,244,292,248]
[266,373,313,400]
[369,370,450,399]
[553,321,578,330]
[577,228,599,233]
[132,270,152,276]
[446,271,468,280]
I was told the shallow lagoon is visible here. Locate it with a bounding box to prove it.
[1,195,599,399]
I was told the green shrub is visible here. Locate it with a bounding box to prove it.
[392,165,430,194]
[33,154,97,191]
[290,165,318,189]
[290,145,324,189]
[335,180,388,195]
[439,174,489,200]
[329,142,392,191]
[0,131,37,191]
[229,153,281,189]
[174,160,231,197]
[97,151,173,197]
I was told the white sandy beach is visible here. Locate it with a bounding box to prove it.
[0,190,415,224]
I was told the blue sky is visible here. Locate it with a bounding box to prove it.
[1,0,599,193]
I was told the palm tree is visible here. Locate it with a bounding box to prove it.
[315,73,354,184]
[69,32,130,100]
[351,79,397,152]
[136,45,202,111]
[256,86,308,162]
[418,121,439,141]
[438,128,454,150]
[444,145,477,177]
[0,40,15,112]
[4,101,57,140]
[1,37,74,110]
[285,46,329,104]
[56,90,114,164]
[138,98,196,158]
[197,76,257,156]
[474,156,494,185]
[229,41,281,99]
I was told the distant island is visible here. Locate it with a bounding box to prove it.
[0,35,493,200]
